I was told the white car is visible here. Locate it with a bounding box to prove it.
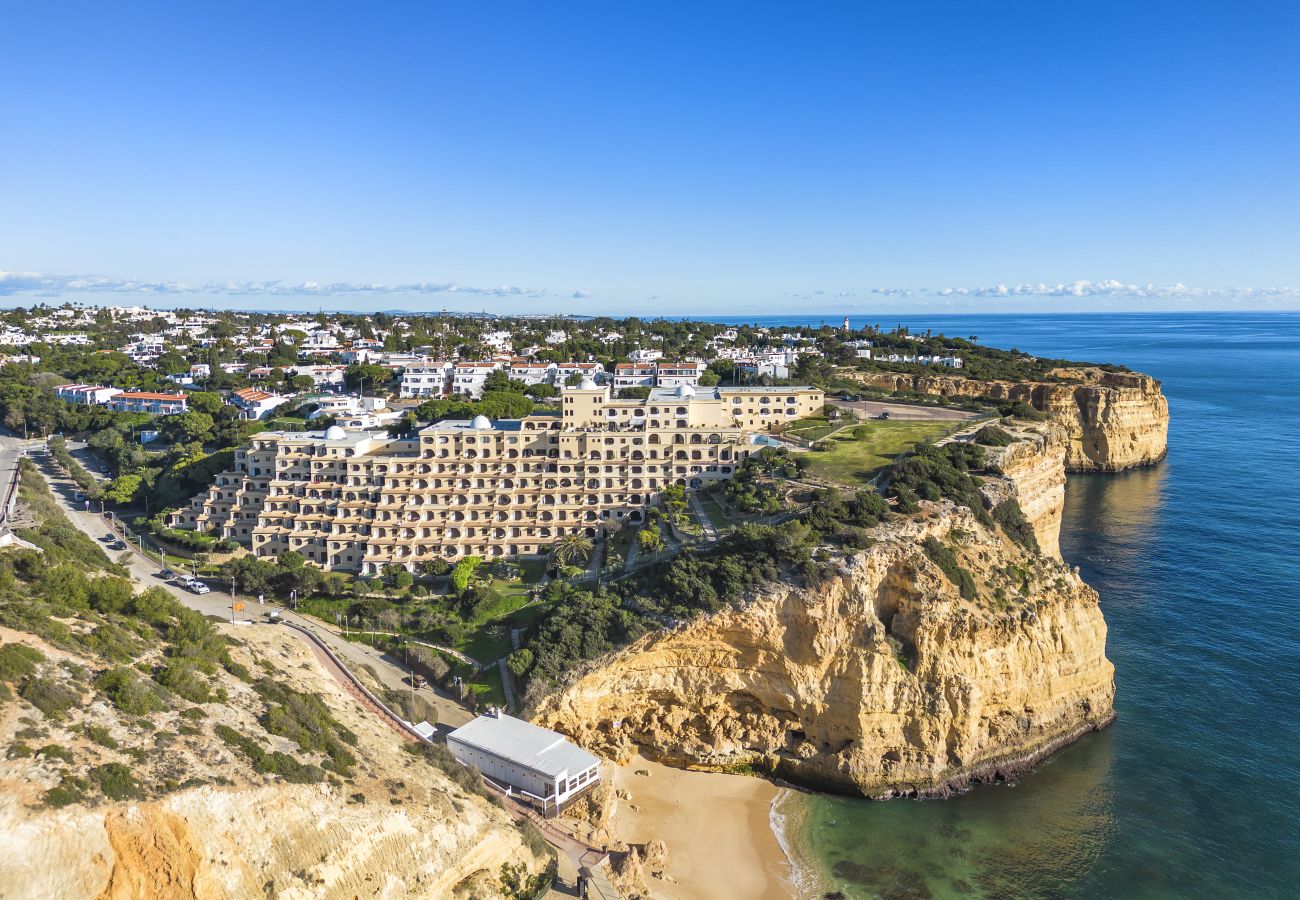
[189,581,210,595]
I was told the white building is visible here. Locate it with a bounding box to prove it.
[628,348,663,363]
[508,360,556,386]
[229,388,285,421]
[288,364,347,387]
[481,330,514,353]
[450,361,504,398]
[654,361,706,388]
[612,362,657,390]
[400,362,452,398]
[109,392,189,415]
[446,712,600,816]
[55,384,122,405]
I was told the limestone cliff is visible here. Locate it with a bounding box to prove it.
[534,433,1115,799]
[980,421,1068,559]
[847,366,1169,472]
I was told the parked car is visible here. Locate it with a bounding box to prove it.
[190,581,211,595]
[157,569,176,580]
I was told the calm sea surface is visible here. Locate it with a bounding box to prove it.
[702,313,1300,898]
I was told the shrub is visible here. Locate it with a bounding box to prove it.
[44,775,89,808]
[82,622,144,663]
[922,537,978,601]
[997,400,1048,421]
[36,744,75,763]
[95,666,164,716]
[154,663,212,704]
[85,724,119,748]
[403,741,492,799]
[254,679,357,776]
[215,724,324,784]
[0,643,44,682]
[90,763,143,800]
[973,425,1015,447]
[992,499,1040,552]
[20,677,81,720]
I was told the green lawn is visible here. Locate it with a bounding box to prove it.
[783,415,844,442]
[698,494,734,532]
[458,594,548,664]
[804,420,967,486]
[465,665,506,708]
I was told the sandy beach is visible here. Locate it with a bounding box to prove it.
[608,756,796,900]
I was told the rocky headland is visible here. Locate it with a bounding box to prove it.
[534,421,1119,798]
[847,366,1169,472]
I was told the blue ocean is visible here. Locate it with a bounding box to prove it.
[704,312,1300,898]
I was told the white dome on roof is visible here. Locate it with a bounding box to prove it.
[675,384,696,398]
[578,376,598,390]
[323,425,346,440]
[471,414,492,429]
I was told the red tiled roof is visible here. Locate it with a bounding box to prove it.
[115,392,187,401]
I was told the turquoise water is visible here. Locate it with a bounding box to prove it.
[708,313,1300,898]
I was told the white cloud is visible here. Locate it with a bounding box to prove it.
[813,281,1297,303]
[572,289,592,299]
[0,270,548,299]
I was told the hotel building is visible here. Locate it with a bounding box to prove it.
[171,380,822,574]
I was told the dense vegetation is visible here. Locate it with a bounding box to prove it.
[517,483,891,696]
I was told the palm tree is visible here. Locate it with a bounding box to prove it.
[549,533,594,569]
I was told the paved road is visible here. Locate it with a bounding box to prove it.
[828,398,983,421]
[3,433,472,729]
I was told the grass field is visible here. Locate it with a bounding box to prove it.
[698,494,734,532]
[804,420,968,485]
[784,415,845,442]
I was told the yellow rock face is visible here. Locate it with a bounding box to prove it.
[535,432,1116,798]
[848,367,1169,472]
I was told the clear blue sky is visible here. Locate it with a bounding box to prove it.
[2,1,1298,314]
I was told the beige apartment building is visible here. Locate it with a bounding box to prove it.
[171,380,822,575]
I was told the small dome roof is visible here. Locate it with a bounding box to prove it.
[676,384,696,398]
[578,376,598,390]
[323,425,346,440]
[471,414,492,430]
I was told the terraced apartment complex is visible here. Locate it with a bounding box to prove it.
[171,380,822,574]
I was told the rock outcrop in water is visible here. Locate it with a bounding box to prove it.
[847,367,1169,472]
[534,425,1115,798]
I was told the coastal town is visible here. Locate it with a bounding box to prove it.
[0,300,1167,898]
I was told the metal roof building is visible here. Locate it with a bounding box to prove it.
[446,711,600,815]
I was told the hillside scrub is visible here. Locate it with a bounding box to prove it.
[0,464,357,804]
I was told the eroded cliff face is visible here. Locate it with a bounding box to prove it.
[981,422,1068,559]
[1,781,538,900]
[535,433,1114,798]
[848,366,1169,472]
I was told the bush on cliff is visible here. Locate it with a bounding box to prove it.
[885,442,991,526]
[973,424,1015,446]
[922,536,978,601]
[992,499,1040,553]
